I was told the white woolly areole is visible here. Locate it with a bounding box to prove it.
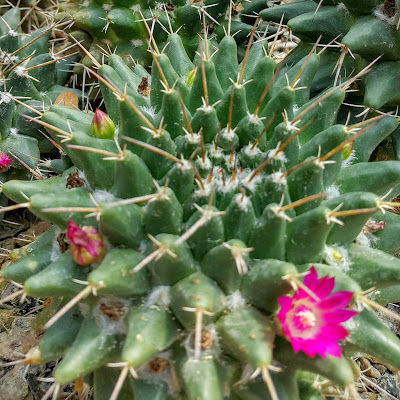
[141,105,156,118]
[209,145,224,160]
[0,92,11,104]
[216,177,238,194]
[267,148,287,163]
[102,3,112,11]
[145,286,171,308]
[130,4,141,12]
[271,171,287,186]
[196,156,212,171]
[1,52,18,65]
[92,190,115,204]
[131,39,144,47]
[177,159,192,171]
[92,298,129,335]
[15,65,27,77]
[244,144,262,157]
[341,151,357,168]
[241,168,263,192]
[224,154,235,170]
[225,291,246,311]
[186,132,200,145]
[10,127,18,135]
[356,225,379,247]
[194,181,213,197]
[355,231,372,248]
[221,127,236,141]
[325,185,340,200]
[197,104,214,113]
[8,30,18,37]
[323,245,351,272]
[234,192,251,211]
[248,113,261,124]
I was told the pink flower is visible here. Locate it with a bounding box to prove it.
[0,152,11,172]
[66,220,104,266]
[91,109,115,140]
[277,267,357,358]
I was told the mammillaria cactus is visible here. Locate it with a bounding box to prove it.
[261,0,400,172]
[2,19,400,400]
[0,4,81,216]
[55,0,261,70]
[261,0,400,111]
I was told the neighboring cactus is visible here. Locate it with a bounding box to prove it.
[0,5,81,214]
[261,0,400,110]
[261,0,400,168]
[54,0,269,71]
[3,22,400,400]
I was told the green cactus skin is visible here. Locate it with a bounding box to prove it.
[54,0,264,72]
[3,23,400,400]
[0,5,82,225]
[261,0,400,164]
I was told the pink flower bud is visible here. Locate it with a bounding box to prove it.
[91,109,115,140]
[66,220,104,266]
[0,152,11,172]
[277,266,357,359]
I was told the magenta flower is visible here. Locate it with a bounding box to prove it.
[0,152,11,172]
[91,109,115,140]
[277,267,357,358]
[66,220,104,266]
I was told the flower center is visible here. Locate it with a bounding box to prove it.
[286,302,320,338]
[295,310,316,329]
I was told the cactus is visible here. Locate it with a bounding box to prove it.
[260,0,400,109]
[0,5,81,218]
[261,0,400,167]
[54,0,271,72]
[3,21,400,400]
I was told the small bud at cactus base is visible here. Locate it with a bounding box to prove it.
[91,109,115,140]
[342,142,353,160]
[66,220,104,266]
[0,152,12,173]
[185,67,197,87]
[277,267,357,358]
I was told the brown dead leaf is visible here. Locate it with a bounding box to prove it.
[54,91,79,109]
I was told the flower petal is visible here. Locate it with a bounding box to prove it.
[303,266,318,291]
[314,275,335,298]
[319,341,342,358]
[322,309,358,324]
[318,291,354,310]
[318,324,349,341]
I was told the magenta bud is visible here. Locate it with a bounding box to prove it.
[0,152,11,173]
[66,220,105,266]
[91,109,115,140]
